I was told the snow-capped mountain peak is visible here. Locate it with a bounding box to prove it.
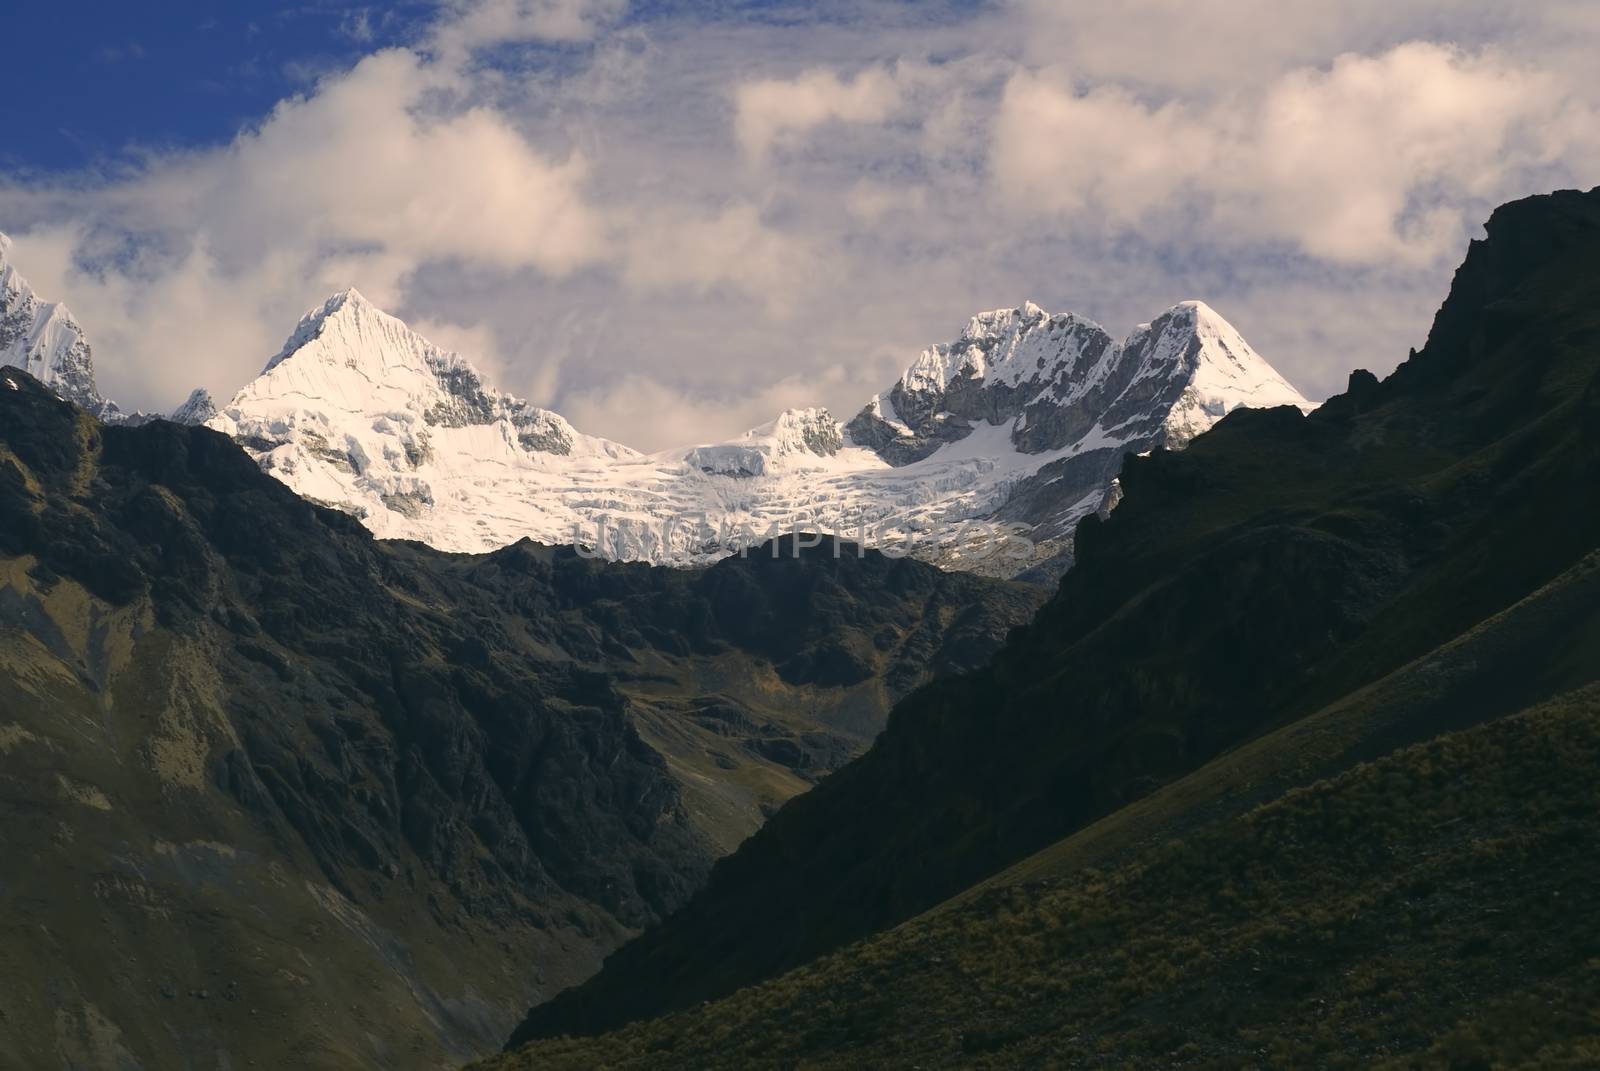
[683,407,847,477]
[0,232,108,415]
[1121,300,1315,448]
[169,388,218,426]
[847,298,1311,464]
[225,285,636,462]
[261,287,386,375]
[207,289,640,534]
[899,300,1110,399]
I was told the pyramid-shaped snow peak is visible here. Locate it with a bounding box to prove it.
[169,388,218,426]
[208,290,641,545]
[1121,301,1314,448]
[216,287,644,459]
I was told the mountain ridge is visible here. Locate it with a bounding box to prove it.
[482,683,1600,1070]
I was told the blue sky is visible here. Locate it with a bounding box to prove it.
[2,1,1597,448]
[3,2,431,172]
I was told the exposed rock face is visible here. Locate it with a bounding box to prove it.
[846,303,1119,463]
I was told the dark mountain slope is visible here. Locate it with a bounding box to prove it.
[511,186,1600,1043]
[0,376,1035,1070]
[483,684,1600,1070]
[967,543,1600,898]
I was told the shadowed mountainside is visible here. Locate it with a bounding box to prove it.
[0,375,1037,1070]
[508,186,1600,1047]
[483,684,1600,1069]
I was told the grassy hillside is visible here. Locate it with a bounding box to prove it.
[511,186,1600,1043]
[967,545,1600,897]
[482,684,1600,1070]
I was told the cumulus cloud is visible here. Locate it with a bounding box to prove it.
[992,43,1590,264]
[734,67,904,162]
[207,50,604,273]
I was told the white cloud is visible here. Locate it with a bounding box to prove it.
[991,43,1590,265]
[734,67,904,162]
[992,76,1212,224]
[621,203,819,315]
[0,46,608,408]
[191,49,605,274]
